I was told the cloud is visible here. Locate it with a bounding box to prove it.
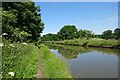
[41,32,57,36]
[93,15,118,25]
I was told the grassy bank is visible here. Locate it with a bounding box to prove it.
[2,39,39,78]
[39,44,71,78]
[43,38,120,49]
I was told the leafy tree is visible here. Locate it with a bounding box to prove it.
[101,30,113,39]
[51,34,59,41]
[13,28,32,42]
[77,29,94,39]
[114,28,120,39]
[94,34,102,38]
[42,33,59,41]
[57,25,77,40]
[2,9,17,39]
[2,2,44,42]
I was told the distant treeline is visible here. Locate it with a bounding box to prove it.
[42,25,120,41]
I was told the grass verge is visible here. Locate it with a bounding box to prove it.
[39,44,71,78]
[2,39,39,78]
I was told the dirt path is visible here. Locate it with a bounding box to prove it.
[37,48,43,78]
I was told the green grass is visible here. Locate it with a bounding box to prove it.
[2,39,39,78]
[40,44,71,78]
[47,38,120,49]
[87,38,118,46]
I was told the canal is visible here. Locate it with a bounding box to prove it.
[47,44,120,78]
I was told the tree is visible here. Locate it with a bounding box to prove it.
[2,2,44,42]
[94,34,102,38]
[2,9,17,39]
[114,28,120,39]
[57,25,77,40]
[102,30,113,39]
[77,29,93,39]
[42,33,59,41]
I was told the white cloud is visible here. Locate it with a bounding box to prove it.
[41,32,57,36]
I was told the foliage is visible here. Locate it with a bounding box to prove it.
[114,28,120,39]
[94,34,102,38]
[2,2,44,42]
[12,28,32,42]
[77,29,94,39]
[41,33,59,41]
[2,39,39,78]
[101,30,113,39]
[39,44,71,78]
[2,9,17,39]
[57,25,77,40]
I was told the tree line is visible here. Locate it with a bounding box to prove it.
[2,1,44,43]
[42,25,120,41]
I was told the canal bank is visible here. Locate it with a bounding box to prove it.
[39,44,71,78]
[42,38,120,50]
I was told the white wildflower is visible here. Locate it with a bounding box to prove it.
[10,44,14,47]
[2,33,8,36]
[0,43,4,47]
[22,42,28,45]
[17,41,20,43]
[8,72,15,76]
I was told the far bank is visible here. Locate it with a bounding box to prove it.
[42,38,120,50]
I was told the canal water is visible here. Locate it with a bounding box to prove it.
[48,44,120,78]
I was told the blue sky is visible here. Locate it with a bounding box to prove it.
[35,2,118,35]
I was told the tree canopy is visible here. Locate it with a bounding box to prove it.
[77,29,94,39]
[101,30,113,39]
[42,33,59,41]
[114,28,120,39]
[57,25,77,40]
[2,2,44,42]
[41,24,119,41]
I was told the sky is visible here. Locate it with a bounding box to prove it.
[35,2,118,36]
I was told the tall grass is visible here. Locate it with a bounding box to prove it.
[47,38,120,49]
[40,44,71,78]
[2,39,39,78]
[87,39,117,46]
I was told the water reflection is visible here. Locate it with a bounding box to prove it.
[47,44,120,59]
[48,44,92,59]
[45,44,120,78]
